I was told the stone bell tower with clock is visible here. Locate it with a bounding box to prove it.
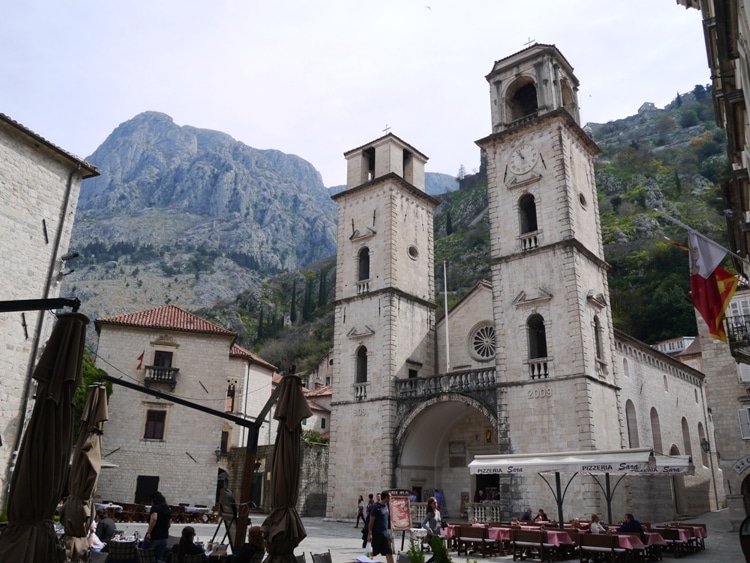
[326,133,439,519]
[477,44,624,456]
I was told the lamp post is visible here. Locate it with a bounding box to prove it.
[700,438,710,453]
[215,446,222,462]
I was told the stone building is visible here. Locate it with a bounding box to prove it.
[0,113,98,504]
[94,304,277,507]
[326,44,721,522]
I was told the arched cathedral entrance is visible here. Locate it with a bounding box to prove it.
[394,395,498,519]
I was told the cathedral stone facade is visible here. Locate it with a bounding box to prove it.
[327,45,722,522]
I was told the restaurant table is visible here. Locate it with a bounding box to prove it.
[95,502,124,512]
[486,527,511,542]
[208,553,229,562]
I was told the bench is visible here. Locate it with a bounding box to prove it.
[578,532,627,562]
[510,528,555,563]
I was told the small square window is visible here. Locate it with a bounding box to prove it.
[144,410,166,440]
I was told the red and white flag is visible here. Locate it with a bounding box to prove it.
[688,231,737,342]
[136,350,145,370]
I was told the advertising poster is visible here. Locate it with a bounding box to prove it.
[388,492,412,531]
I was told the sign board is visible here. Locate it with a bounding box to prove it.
[388,492,412,532]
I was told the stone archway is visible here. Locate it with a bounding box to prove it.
[741,474,750,516]
[669,444,687,516]
[394,395,498,519]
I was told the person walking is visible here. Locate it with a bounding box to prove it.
[421,496,442,563]
[144,491,171,562]
[355,495,366,527]
[367,490,394,563]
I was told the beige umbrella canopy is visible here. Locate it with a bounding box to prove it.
[261,375,312,563]
[59,384,109,561]
[0,312,88,562]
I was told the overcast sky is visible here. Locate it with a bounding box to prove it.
[2,1,708,187]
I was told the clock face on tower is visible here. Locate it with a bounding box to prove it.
[508,143,539,175]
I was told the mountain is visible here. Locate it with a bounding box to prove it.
[64,112,338,320]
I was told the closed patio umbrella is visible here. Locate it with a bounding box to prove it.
[0,312,88,562]
[59,383,109,561]
[261,375,312,563]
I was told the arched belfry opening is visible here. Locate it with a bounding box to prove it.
[507,78,538,122]
[519,193,538,234]
[560,78,576,117]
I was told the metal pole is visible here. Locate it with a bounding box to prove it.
[444,262,451,372]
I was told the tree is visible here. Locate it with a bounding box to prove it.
[317,268,327,308]
[303,276,314,321]
[457,164,466,181]
[290,277,298,323]
[446,211,454,236]
[675,92,682,107]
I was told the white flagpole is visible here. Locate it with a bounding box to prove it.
[656,210,750,267]
[444,261,451,372]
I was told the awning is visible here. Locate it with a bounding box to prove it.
[468,449,692,525]
[468,449,692,475]
[469,448,654,475]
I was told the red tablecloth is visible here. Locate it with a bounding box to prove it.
[486,527,511,542]
[615,534,645,550]
[545,530,574,547]
[644,531,666,546]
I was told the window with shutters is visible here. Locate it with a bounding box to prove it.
[739,408,750,439]
[144,410,166,440]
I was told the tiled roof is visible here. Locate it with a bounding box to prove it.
[306,385,332,397]
[0,112,99,178]
[307,399,330,413]
[95,304,236,336]
[230,343,277,372]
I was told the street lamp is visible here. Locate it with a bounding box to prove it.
[215,446,222,462]
[700,438,710,453]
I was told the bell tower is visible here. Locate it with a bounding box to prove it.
[326,133,439,519]
[478,44,623,454]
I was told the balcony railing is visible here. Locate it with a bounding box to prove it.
[520,231,540,251]
[354,382,368,401]
[357,280,370,295]
[144,366,179,390]
[527,358,550,379]
[396,368,497,398]
[726,315,750,363]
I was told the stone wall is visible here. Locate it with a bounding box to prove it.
[0,119,93,506]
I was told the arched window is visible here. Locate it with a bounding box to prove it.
[527,314,547,359]
[560,79,576,117]
[358,247,370,281]
[519,194,538,234]
[697,422,709,467]
[622,358,630,377]
[650,408,663,454]
[225,382,236,413]
[626,400,639,448]
[663,374,669,392]
[507,79,538,121]
[594,315,603,360]
[681,417,692,457]
[356,346,368,384]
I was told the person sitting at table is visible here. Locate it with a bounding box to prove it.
[87,519,106,552]
[617,513,644,534]
[95,508,117,547]
[535,509,548,522]
[167,526,207,563]
[228,525,266,563]
[589,514,607,534]
[520,508,533,521]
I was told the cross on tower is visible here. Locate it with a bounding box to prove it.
[524,37,536,48]
[383,124,391,134]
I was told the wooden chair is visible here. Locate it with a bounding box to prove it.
[295,554,307,563]
[108,540,138,562]
[87,551,109,563]
[510,529,555,563]
[456,525,485,557]
[577,532,627,563]
[310,550,332,563]
[135,547,158,563]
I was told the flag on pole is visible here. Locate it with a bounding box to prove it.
[688,231,738,342]
[136,350,145,370]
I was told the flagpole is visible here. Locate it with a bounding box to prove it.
[444,261,451,373]
[655,209,750,267]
